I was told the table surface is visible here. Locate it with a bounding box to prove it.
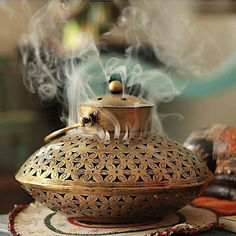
[0,215,9,236]
[0,214,235,236]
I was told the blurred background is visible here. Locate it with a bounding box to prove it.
[0,0,236,213]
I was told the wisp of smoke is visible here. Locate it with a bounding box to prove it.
[18,0,209,140]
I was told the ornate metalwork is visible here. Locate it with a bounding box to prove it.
[19,135,210,186]
[16,134,212,223]
[16,84,213,223]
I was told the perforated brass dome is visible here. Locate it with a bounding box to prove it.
[16,135,213,223]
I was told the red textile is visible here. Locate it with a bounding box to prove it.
[193,197,236,216]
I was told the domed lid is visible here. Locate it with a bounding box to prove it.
[43,80,154,143]
[76,80,154,134]
[82,94,153,108]
[81,80,153,108]
[79,93,153,134]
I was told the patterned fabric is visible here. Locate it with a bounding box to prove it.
[9,202,218,236]
[193,197,236,216]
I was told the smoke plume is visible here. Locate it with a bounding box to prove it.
[18,0,213,139]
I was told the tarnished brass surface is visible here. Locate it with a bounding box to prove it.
[16,84,213,223]
[82,94,153,108]
[79,106,152,133]
[44,113,95,143]
[109,80,122,94]
[16,134,213,223]
[79,94,153,133]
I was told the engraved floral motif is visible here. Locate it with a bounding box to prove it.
[19,134,211,186]
[17,133,212,219]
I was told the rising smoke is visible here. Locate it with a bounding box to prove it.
[17,0,210,139]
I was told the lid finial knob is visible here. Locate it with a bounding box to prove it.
[109,80,122,94]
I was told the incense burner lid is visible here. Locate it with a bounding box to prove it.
[82,94,154,108]
[78,93,154,133]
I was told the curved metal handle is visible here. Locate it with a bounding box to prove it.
[44,115,93,143]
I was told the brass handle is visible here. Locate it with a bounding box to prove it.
[44,115,93,143]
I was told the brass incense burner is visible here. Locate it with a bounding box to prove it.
[16,81,213,223]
